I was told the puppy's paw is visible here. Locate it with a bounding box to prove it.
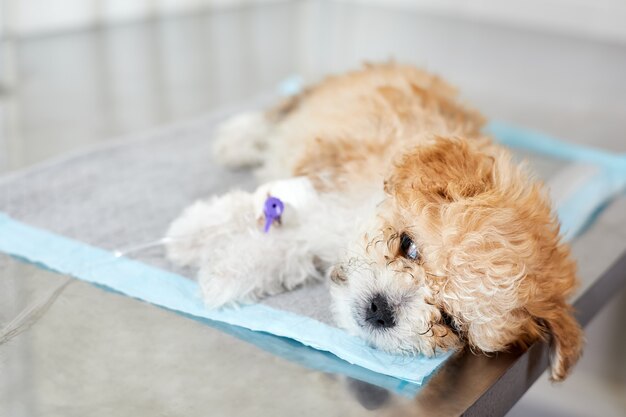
[197,270,252,309]
[196,228,322,308]
[213,111,271,168]
[195,233,283,308]
[165,190,256,268]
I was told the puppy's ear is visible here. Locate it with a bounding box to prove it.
[524,235,584,381]
[528,297,584,381]
[385,137,494,205]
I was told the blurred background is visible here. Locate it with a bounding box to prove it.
[0,1,625,416]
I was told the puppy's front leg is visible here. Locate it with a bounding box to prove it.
[166,178,325,308]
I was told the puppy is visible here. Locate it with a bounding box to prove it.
[167,63,583,381]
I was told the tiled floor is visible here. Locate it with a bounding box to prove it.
[1,1,625,416]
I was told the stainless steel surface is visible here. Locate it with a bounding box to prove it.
[1,1,626,416]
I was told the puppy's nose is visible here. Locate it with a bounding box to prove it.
[366,294,396,329]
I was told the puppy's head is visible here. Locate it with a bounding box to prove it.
[330,137,583,381]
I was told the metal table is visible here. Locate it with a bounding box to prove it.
[1,2,625,416]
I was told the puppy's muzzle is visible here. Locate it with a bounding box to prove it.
[366,294,396,329]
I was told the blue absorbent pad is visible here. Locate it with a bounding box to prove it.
[0,96,624,394]
[0,212,449,391]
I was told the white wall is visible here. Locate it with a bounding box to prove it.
[1,0,285,37]
[4,0,626,42]
[340,0,626,43]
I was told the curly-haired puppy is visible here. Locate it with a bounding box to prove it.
[166,64,583,381]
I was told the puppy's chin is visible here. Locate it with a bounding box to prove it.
[329,278,461,357]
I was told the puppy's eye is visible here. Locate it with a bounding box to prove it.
[399,233,420,261]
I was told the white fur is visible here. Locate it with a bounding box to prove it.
[166,191,255,268]
[166,175,381,308]
[212,111,272,168]
[328,212,444,356]
[169,109,441,356]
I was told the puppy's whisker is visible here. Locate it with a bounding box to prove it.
[417,323,434,336]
